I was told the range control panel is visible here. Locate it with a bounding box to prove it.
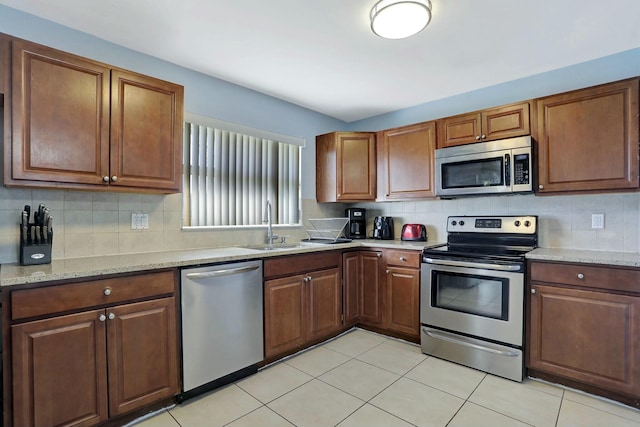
[447,215,537,234]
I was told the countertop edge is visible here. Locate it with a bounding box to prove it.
[1,240,444,287]
[526,248,640,268]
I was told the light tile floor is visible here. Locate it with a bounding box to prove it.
[130,329,640,427]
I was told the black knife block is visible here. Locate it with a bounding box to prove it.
[19,225,53,266]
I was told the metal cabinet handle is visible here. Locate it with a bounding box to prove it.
[481,134,486,139]
[386,269,390,274]
[102,176,110,182]
[99,314,106,322]
[475,135,481,141]
[538,184,544,190]
[577,273,584,279]
[377,253,382,258]
[111,176,118,182]
[399,256,407,262]
[108,313,115,320]
[531,289,536,294]
[103,287,112,296]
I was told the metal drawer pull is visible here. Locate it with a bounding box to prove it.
[400,256,407,261]
[531,289,536,294]
[103,287,112,296]
[186,265,260,279]
[108,313,115,320]
[577,273,584,279]
[99,314,106,322]
[423,258,521,272]
[423,327,520,357]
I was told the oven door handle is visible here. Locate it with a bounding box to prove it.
[422,327,520,357]
[422,258,521,271]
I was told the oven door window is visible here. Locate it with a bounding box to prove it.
[431,270,509,320]
[441,157,504,189]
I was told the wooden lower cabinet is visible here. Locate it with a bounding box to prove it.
[12,310,108,427]
[385,266,420,337]
[8,272,180,427]
[342,248,420,341]
[528,261,640,402]
[264,252,342,360]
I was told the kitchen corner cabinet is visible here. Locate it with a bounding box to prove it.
[342,250,384,327]
[5,36,184,193]
[379,121,436,200]
[264,252,342,359]
[534,78,639,194]
[437,102,530,148]
[528,261,640,402]
[8,270,180,427]
[384,249,421,339]
[316,132,376,202]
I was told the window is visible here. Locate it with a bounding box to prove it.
[183,114,302,227]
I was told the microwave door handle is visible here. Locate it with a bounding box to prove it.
[504,154,511,187]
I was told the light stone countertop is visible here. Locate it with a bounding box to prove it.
[0,239,444,287]
[526,247,640,268]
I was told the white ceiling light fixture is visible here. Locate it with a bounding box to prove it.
[370,0,432,39]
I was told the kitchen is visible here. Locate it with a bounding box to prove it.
[1,1,640,427]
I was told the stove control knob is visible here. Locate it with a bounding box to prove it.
[524,220,531,227]
[514,220,521,227]
[451,221,457,226]
[459,220,465,226]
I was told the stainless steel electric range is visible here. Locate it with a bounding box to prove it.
[420,215,538,382]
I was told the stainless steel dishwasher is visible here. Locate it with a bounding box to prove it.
[179,260,263,402]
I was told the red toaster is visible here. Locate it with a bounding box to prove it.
[401,224,427,241]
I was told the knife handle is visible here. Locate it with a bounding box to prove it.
[43,226,48,243]
[30,226,36,244]
[22,226,28,244]
[35,226,41,244]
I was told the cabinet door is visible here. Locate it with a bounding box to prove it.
[264,275,306,358]
[535,79,639,193]
[106,297,179,417]
[360,251,384,326]
[482,102,530,141]
[10,39,111,185]
[437,112,481,148]
[110,69,184,191]
[12,310,108,427]
[342,252,360,325]
[381,121,436,199]
[385,266,420,338]
[529,284,640,396]
[307,268,342,342]
[336,133,376,201]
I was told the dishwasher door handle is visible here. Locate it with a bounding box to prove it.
[185,265,261,279]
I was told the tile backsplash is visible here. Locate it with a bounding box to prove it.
[0,185,638,264]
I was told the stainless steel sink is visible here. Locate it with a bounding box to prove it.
[244,243,307,251]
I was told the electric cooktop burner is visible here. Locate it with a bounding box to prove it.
[423,215,538,263]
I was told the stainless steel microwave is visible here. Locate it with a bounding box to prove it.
[435,136,533,198]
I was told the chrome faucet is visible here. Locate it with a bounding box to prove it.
[264,200,279,244]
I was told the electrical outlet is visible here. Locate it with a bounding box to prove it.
[591,213,604,229]
[131,213,149,230]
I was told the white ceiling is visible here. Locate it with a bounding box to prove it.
[2,0,639,122]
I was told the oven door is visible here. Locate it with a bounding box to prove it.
[420,258,524,346]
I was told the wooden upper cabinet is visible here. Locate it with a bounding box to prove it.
[534,78,639,194]
[10,39,111,186]
[6,36,184,193]
[316,132,376,202]
[380,121,436,200]
[110,69,183,191]
[437,102,530,148]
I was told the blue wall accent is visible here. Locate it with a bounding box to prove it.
[0,5,348,197]
[1,5,639,198]
[348,48,640,131]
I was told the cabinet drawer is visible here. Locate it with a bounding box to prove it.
[530,261,640,294]
[384,249,421,268]
[264,251,340,278]
[11,270,176,321]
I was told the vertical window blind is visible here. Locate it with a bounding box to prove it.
[183,121,301,227]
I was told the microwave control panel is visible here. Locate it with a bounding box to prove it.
[513,153,530,185]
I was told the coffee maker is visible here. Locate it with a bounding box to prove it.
[345,208,366,239]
